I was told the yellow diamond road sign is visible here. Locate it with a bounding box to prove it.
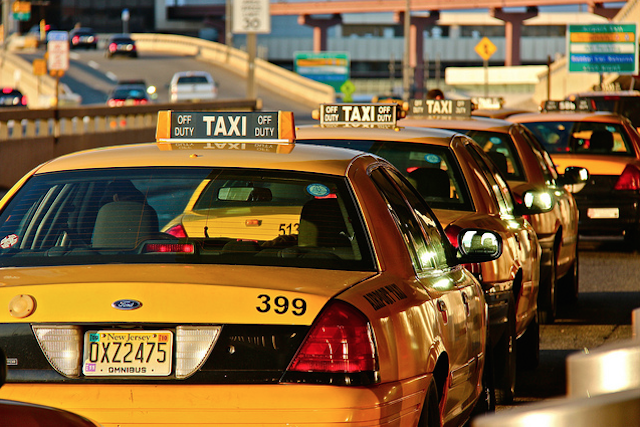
[475,37,497,61]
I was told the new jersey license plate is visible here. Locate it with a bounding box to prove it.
[82,330,173,376]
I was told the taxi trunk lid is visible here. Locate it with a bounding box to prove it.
[0,264,375,324]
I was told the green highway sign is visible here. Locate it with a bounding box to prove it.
[568,23,638,74]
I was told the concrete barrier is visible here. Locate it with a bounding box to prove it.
[472,388,640,427]
[131,33,335,109]
[566,339,640,398]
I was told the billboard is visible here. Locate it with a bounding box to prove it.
[568,23,638,74]
[294,52,349,91]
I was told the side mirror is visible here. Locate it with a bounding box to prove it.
[515,189,555,215]
[558,166,589,193]
[456,229,502,263]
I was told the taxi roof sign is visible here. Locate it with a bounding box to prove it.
[541,100,593,113]
[318,103,400,128]
[156,111,296,152]
[408,99,473,118]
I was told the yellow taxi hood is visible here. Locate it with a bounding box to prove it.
[0,265,376,325]
[551,153,635,175]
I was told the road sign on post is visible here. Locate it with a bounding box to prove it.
[12,1,31,21]
[232,0,270,34]
[475,37,497,61]
[568,23,639,74]
[47,31,69,108]
[475,37,496,97]
[232,0,271,101]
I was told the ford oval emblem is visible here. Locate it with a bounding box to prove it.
[112,299,143,310]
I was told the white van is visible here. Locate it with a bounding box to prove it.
[169,71,218,102]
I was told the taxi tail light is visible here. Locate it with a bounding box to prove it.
[287,301,377,373]
[614,164,640,191]
[32,325,82,377]
[166,224,188,238]
[20,95,27,106]
[175,326,221,379]
[108,43,117,52]
[72,35,80,44]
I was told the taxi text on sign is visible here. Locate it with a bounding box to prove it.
[475,37,497,61]
[47,31,69,71]
[568,23,639,74]
[232,0,271,34]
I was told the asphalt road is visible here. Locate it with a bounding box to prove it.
[495,237,637,416]
[18,47,316,123]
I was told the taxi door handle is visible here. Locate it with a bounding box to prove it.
[462,293,471,317]
[437,299,448,323]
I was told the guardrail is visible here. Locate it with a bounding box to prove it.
[131,33,335,109]
[0,99,258,190]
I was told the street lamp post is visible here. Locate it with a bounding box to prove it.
[402,0,411,102]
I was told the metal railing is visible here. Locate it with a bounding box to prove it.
[0,99,259,189]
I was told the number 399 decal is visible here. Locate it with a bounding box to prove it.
[256,294,307,316]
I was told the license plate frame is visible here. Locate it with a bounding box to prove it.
[587,207,620,219]
[82,330,173,377]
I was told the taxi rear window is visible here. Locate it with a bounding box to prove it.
[0,167,374,271]
[452,130,526,181]
[298,139,473,211]
[520,121,635,156]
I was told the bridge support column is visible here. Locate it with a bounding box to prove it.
[394,11,439,98]
[298,14,342,52]
[589,3,621,20]
[203,16,226,44]
[490,7,538,66]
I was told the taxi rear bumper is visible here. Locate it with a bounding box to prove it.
[0,377,431,426]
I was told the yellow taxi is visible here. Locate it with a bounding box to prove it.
[401,99,589,325]
[0,110,503,426]
[508,101,640,250]
[0,348,102,426]
[295,103,544,405]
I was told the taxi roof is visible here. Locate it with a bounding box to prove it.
[507,111,626,123]
[401,115,514,133]
[34,141,373,177]
[296,124,459,148]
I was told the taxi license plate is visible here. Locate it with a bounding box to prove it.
[83,330,173,377]
[587,208,619,219]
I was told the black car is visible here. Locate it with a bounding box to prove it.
[0,88,27,108]
[107,84,151,106]
[567,91,640,129]
[105,34,137,58]
[69,27,98,49]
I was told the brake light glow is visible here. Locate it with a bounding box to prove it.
[166,224,188,238]
[144,243,194,253]
[614,164,640,191]
[287,301,377,373]
[109,43,117,52]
